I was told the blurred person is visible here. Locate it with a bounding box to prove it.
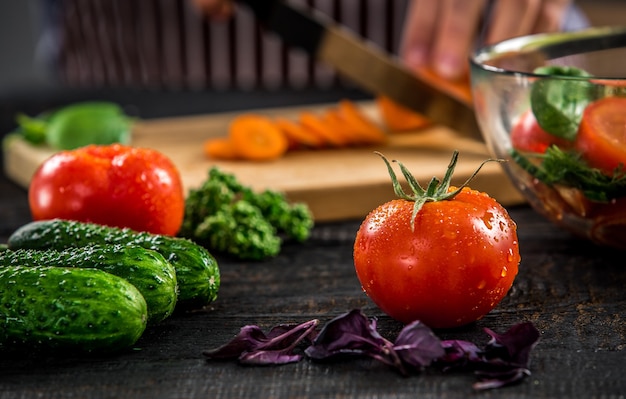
[34,0,588,88]
[191,0,589,81]
[400,0,588,80]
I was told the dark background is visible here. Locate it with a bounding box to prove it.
[2,0,626,93]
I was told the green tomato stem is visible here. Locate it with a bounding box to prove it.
[375,151,505,230]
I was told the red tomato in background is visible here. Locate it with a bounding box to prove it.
[29,144,185,236]
[575,96,626,176]
[353,187,520,329]
[510,110,572,153]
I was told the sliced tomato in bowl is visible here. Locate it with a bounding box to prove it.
[575,96,626,176]
[510,110,572,154]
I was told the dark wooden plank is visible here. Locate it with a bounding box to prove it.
[0,88,624,398]
[0,169,624,398]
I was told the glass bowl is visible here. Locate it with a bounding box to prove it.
[470,26,626,249]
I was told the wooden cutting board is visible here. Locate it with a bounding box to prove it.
[2,101,524,221]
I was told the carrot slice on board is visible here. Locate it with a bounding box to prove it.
[337,100,387,144]
[322,108,366,145]
[377,96,431,132]
[299,111,349,147]
[274,117,325,149]
[203,137,239,160]
[228,114,289,161]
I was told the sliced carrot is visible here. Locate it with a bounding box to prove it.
[299,111,348,147]
[203,137,239,160]
[205,100,393,162]
[228,114,288,161]
[377,96,431,132]
[337,100,387,144]
[274,117,325,149]
[322,108,366,145]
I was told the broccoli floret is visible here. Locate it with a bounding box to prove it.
[193,201,281,260]
[180,167,314,260]
[242,189,314,242]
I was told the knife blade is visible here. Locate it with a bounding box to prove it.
[236,0,482,140]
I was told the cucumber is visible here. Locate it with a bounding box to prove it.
[8,219,220,309]
[0,244,177,324]
[0,265,147,353]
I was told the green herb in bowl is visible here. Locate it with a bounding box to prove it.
[470,26,626,249]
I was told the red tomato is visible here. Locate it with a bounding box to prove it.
[353,187,520,329]
[511,110,572,153]
[575,97,626,176]
[29,144,185,236]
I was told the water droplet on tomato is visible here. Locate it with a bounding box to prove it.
[443,229,457,239]
[501,266,508,277]
[506,248,517,262]
[499,220,507,232]
[477,280,486,289]
[398,254,417,271]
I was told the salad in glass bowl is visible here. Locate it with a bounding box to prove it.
[470,26,626,249]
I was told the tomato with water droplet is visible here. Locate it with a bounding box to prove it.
[29,144,185,236]
[353,153,521,329]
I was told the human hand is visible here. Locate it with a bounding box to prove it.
[400,0,573,81]
[190,0,234,21]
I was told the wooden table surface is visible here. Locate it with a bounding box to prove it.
[0,88,624,399]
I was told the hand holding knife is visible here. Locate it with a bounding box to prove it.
[234,0,482,140]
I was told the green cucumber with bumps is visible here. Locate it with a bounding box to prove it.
[0,244,177,324]
[8,219,220,309]
[0,265,147,353]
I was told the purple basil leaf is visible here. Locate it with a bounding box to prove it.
[304,309,388,360]
[438,340,483,368]
[239,349,304,365]
[203,310,539,392]
[470,322,540,391]
[483,322,540,367]
[393,320,445,369]
[257,320,319,351]
[265,322,318,342]
[203,319,319,364]
[434,322,540,390]
[266,324,301,340]
[203,325,269,360]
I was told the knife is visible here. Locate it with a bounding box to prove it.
[236,0,482,140]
